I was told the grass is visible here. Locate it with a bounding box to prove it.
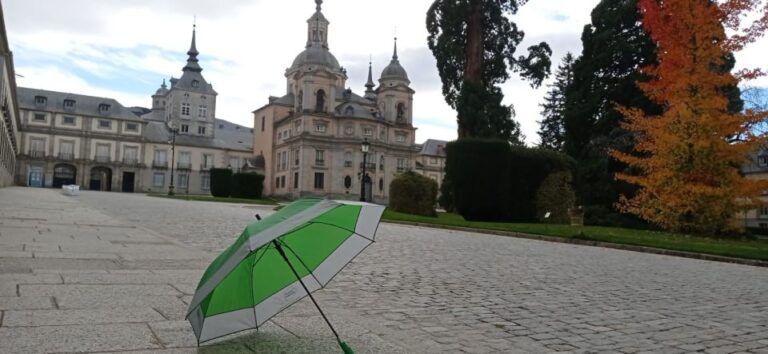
[382,210,768,262]
[147,193,278,206]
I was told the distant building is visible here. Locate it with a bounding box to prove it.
[0,2,20,188]
[741,148,768,230]
[14,27,255,194]
[252,0,418,203]
[414,139,448,190]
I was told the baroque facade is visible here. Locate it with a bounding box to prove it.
[253,0,419,203]
[0,3,19,188]
[14,27,255,194]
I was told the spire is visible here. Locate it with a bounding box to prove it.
[392,37,399,60]
[316,0,322,11]
[365,59,376,97]
[183,22,203,73]
[161,78,167,89]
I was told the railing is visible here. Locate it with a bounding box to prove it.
[58,152,74,161]
[200,164,214,171]
[29,150,46,158]
[152,160,168,169]
[344,161,352,167]
[315,160,325,166]
[360,162,376,171]
[177,162,192,170]
[94,155,111,163]
[123,157,138,165]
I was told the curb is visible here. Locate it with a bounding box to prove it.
[382,220,768,268]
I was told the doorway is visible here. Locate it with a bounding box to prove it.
[121,172,135,193]
[28,167,43,187]
[52,164,77,188]
[89,167,112,191]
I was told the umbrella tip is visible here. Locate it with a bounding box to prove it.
[255,214,262,221]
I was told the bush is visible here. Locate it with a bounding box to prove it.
[231,173,265,199]
[507,147,576,222]
[389,171,438,217]
[534,171,576,224]
[446,139,511,221]
[210,168,232,197]
[437,174,455,212]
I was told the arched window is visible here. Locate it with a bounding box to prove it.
[396,102,406,121]
[379,155,385,170]
[344,176,352,189]
[344,106,354,116]
[298,90,303,110]
[191,80,200,88]
[379,178,384,192]
[316,89,326,112]
[344,152,352,167]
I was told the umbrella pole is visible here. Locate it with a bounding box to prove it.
[272,240,354,354]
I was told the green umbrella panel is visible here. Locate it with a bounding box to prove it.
[186,198,385,344]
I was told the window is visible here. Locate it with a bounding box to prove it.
[62,116,76,125]
[123,146,138,164]
[379,155,385,170]
[178,174,189,188]
[315,150,325,165]
[276,177,280,189]
[760,156,768,167]
[397,158,407,171]
[59,141,74,160]
[198,105,207,118]
[198,126,206,135]
[281,176,286,188]
[761,207,768,217]
[430,157,438,164]
[191,80,200,88]
[153,173,165,187]
[181,124,189,133]
[344,175,352,189]
[315,89,326,112]
[63,99,76,110]
[34,96,47,105]
[98,103,110,113]
[379,178,384,192]
[202,154,213,169]
[95,144,110,162]
[229,157,240,169]
[201,175,210,190]
[295,120,302,133]
[98,120,111,129]
[344,151,352,167]
[261,117,265,132]
[344,106,354,116]
[125,123,138,132]
[181,103,191,116]
[315,123,327,133]
[294,149,300,166]
[314,172,324,189]
[154,150,168,165]
[294,172,299,189]
[344,126,354,135]
[33,113,45,122]
[177,152,191,169]
[29,138,45,156]
[363,127,373,136]
[396,133,406,142]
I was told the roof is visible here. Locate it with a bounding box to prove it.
[418,139,449,156]
[291,45,340,70]
[143,119,252,152]
[17,87,143,121]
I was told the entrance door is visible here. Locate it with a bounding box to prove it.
[52,164,77,188]
[362,174,373,202]
[121,172,135,193]
[89,167,112,191]
[29,168,43,187]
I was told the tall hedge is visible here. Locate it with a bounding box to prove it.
[534,171,576,224]
[389,171,438,217]
[231,173,265,199]
[445,139,511,221]
[445,139,575,222]
[209,168,232,197]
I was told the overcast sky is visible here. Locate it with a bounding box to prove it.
[4,0,767,145]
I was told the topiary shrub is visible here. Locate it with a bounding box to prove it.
[534,171,576,224]
[507,147,576,222]
[231,173,265,199]
[389,171,438,217]
[438,174,455,212]
[446,139,511,221]
[209,168,232,197]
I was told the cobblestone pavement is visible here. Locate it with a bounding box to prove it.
[2,188,768,353]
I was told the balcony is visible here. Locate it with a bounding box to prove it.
[29,150,46,159]
[344,161,352,167]
[58,152,74,161]
[123,157,139,166]
[177,162,192,170]
[359,162,376,171]
[200,164,214,171]
[94,155,111,163]
[152,160,168,169]
[315,160,325,166]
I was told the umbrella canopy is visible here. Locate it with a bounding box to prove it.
[186,198,385,345]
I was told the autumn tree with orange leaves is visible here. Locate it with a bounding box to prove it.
[611,0,768,234]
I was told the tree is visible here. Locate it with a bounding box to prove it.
[538,53,575,151]
[611,0,768,234]
[426,0,552,144]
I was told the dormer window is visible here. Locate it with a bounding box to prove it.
[191,80,200,88]
[63,99,76,110]
[98,103,111,113]
[34,96,47,106]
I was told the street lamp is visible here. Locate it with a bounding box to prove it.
[360,138,370,202]
[168,127,179,196]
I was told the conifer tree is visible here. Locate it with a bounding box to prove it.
[538,53,575,151]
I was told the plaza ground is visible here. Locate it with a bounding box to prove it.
[1,187,767,353]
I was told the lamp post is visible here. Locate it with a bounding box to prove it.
[360,138,370,202]
[168,127,179,196]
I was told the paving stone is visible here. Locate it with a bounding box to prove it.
[33,251,119,260]
[0,296,54,310]
[3,307,165,327]
[20,284,181,297]
[0,323,161,353]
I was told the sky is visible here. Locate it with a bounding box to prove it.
[4,0,768,145]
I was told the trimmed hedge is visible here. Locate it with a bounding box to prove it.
[534,171,576,224]
[389,171,438,217]
[210,168,232,197]
[445,139,575,222]
[231,173,265,199]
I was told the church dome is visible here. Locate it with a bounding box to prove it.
[291,46,340,70]
[380,60,409,82]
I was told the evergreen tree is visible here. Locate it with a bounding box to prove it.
[538,53,575,151]
[426,0,552,144]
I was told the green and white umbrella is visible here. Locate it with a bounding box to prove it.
[186,198,385,352]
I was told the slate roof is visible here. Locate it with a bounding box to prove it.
[17,87,143,121]
[143,119,252,152]
[418,139,449,156]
